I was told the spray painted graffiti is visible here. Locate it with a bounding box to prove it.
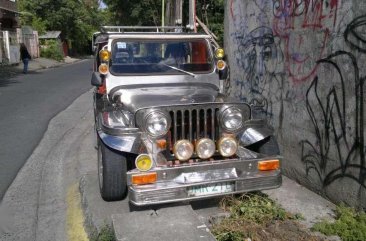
[301,16,366,198]
[272,0,339,82]
[233,26,284,118]
[345,15,366,53]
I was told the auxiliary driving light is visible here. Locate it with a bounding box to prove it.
[195,138,216,159]
[99,63,109,75]
[173,140,194,161]
[218,136,238,157]
[135,154,153,172]
[99,50,111,62]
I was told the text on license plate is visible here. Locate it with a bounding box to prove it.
[188,182,235,197]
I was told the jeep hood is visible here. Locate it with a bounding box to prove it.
[112,83,219,113]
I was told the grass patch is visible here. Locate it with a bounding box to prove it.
[90,224,116,241]
[212,192,322,241]
[312,204,366,241]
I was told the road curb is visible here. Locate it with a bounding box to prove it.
[79,173,217,241]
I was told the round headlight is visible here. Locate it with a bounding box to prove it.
[221,107,243,131]
[145,111,170,137]
[196,138,216,159]
[218,136,238,157]
[173,140,194,161]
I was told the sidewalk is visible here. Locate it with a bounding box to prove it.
[0,57,81,80]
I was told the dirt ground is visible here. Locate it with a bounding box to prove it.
[212,219,328,241]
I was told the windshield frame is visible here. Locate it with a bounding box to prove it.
[109,38,215,76]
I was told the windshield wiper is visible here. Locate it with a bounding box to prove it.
[161,63,196,78]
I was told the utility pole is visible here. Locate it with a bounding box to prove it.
[164,0,196,32]
[188,0,197,32]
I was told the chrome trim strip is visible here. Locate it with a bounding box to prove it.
[128,170,281,206]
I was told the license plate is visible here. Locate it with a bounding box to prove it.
[188,182,235,197]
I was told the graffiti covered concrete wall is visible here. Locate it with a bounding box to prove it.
[224,0,366,208]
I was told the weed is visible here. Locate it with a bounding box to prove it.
[312,204,366,241]
[40,40,64,61]
[212,192,323,241]
[90,224,116,241]
[219,192,298,223]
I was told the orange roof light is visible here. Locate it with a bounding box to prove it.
[217,60,226,70]
[99,50,111,62]
[99,63,109,75]
[258,159,280,171]
[132,172,157,185]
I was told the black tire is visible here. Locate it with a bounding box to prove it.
[247,136,280,156]
[98,140,128,201]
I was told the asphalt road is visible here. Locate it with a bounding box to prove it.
[0,60,93,200]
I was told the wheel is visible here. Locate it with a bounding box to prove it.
[247,136,280,156]
[98,139,128,201]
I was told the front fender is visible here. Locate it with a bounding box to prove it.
[238,119,274,146]
[98,130,146,154]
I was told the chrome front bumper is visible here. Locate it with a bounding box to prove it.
[127,158,282,206]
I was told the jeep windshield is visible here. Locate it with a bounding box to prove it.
[110,39,214,75]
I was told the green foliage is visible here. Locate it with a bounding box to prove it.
[212,193,304,241]
[31,17,47,35]
[18,0,106,54]
[222,193,295,223]
[40,40,64,61]
[312,204,366,241]
[102,0,224,45]
[90,224,116,241]
[195,0,225,46]
[102,0,162,26]
[215,230,244,241]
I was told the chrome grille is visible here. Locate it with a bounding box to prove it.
[169,107,220,143]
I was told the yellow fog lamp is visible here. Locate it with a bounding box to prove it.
[99,50,111,62]
[99,63,109,75]
[258,159,280,171]
[218,136,238,157]
[195,138,216,159]
[173,140,194,161]
[217,60,226,71]
[215,48,225,59]
[135,154,153,172]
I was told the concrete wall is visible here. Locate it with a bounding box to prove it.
[225,0,366,208]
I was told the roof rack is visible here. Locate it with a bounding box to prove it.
[100,26,184,33]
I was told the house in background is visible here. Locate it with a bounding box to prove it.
[0,0,20,64]
[0,0,19,30]
[39,31,68,57]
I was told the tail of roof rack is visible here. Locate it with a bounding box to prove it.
[100,26,184,33]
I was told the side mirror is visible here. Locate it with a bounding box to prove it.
[91,72,103,87]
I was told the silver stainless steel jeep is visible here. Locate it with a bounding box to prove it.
[91,26,281,206]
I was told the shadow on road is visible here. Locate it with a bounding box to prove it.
[0,66,41,88]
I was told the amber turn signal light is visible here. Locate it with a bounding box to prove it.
[215,48,225,59]
[99,63,109,75]
[132,172,157,185]
[258,159,280,171]
[217,60,226,70]
[99,49,111,62]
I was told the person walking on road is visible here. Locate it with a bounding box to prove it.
[20,43,31,74]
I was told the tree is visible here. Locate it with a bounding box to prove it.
[102,0,162,26]
[102,0,224,45]
[18,0,106,54]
